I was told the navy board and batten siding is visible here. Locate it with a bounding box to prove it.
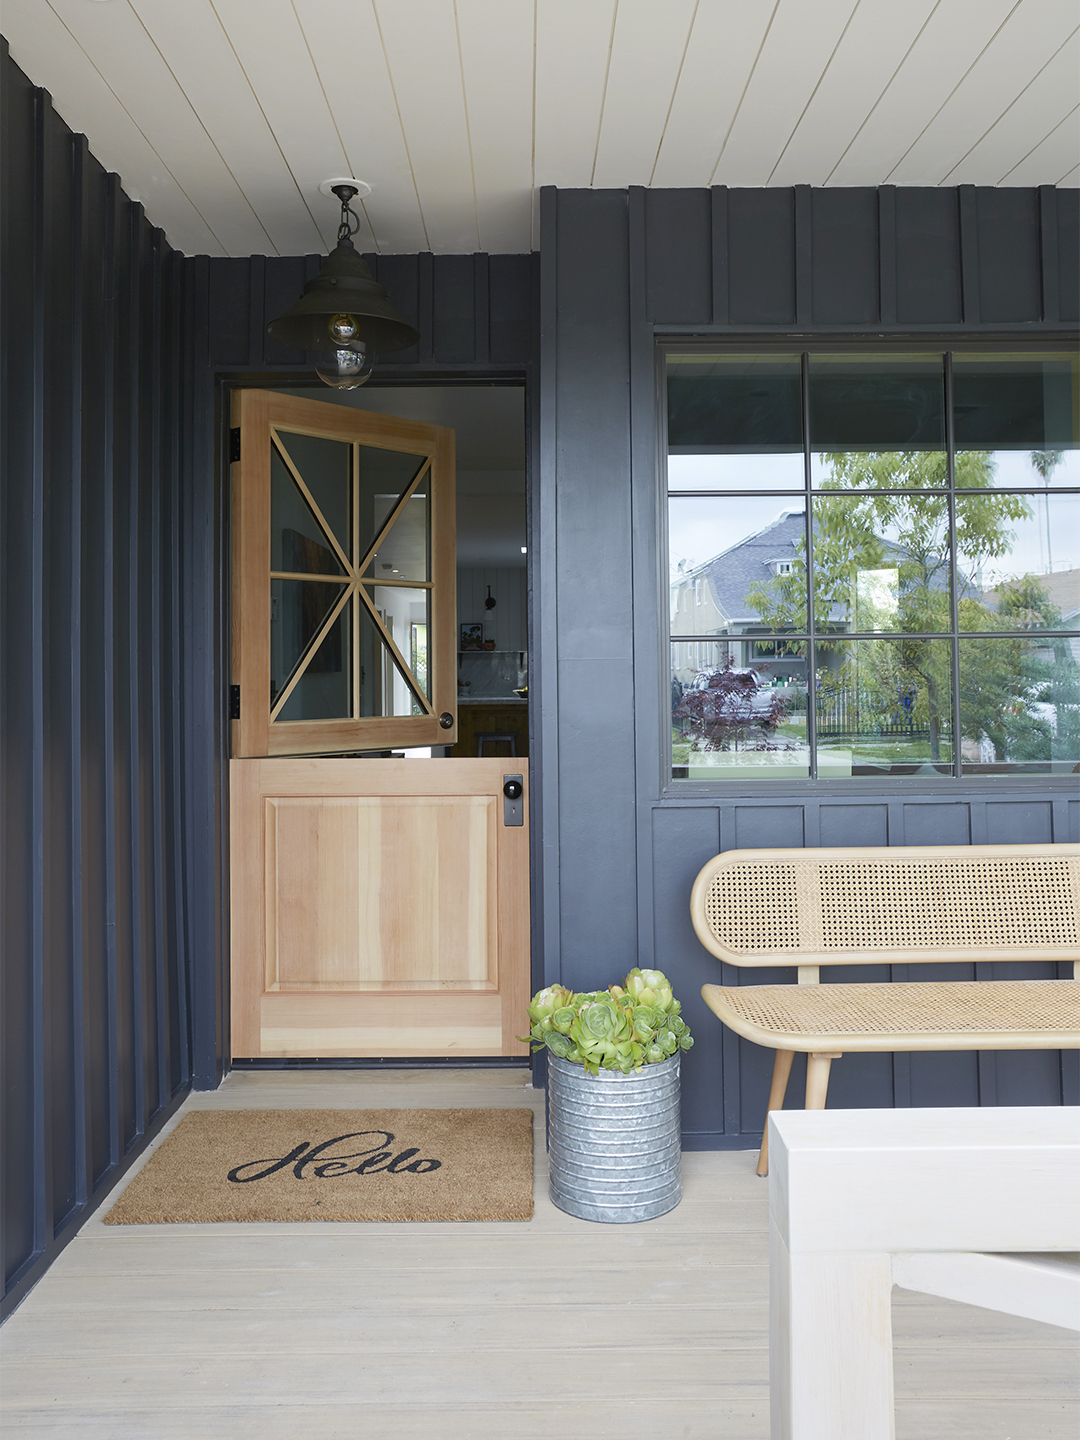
[1,37,539,1318]
[1,42,191,1319]
[537,185,1080,1148]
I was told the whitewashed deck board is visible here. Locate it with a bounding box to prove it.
[2,1071,1077,1439]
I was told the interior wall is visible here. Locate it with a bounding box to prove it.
[537,184,1080,1147]
[1,43,192,1318]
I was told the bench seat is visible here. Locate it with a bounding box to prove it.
[702,978,1080,1053]
[691,842,1080,1175]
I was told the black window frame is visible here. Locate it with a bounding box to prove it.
[658,337,1080,794]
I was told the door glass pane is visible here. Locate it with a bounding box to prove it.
[271,448,345,575]
[363,489,430,582]
[358,595,428,717]
[275,431,351,552]
[671,639,810,781]
[357,446,428,562]
[809,354,946,488]
[812,494,952,635]
[670,496,807,634]
[371,585,431,704]
[959,637,1079,777]
[816,638,953,777]
[957,492,1080,631]
[953,353,1080,488]
[667,354,804,490]
[271,578,348,706]
[275,591,351,721]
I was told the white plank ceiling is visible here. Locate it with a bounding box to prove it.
[5,0,1078,258]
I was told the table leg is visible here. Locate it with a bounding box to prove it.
[770,1218,895,1439]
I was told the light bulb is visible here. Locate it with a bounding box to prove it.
[314,340,374,390]
[328,312,360,343]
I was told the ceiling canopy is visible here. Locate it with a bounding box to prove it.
[5,0,1077,258]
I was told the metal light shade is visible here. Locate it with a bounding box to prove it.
[266,233,420,357]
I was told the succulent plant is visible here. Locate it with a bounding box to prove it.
[521,968,691,1075]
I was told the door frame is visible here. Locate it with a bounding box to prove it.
[207,369,542,1080]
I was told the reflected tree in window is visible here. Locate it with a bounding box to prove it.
[748,450,1035,764]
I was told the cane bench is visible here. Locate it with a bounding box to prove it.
[691,843,1080,1175]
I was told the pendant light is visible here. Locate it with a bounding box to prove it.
[266,181,420,389]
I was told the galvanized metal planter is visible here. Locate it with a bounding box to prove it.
[546,1053,681,1223]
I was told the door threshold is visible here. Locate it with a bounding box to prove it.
[230,1056,531,1070]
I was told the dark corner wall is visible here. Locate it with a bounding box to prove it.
[537,184,1080,1148]
[1,32,537,1316]
[1,41,193,1317]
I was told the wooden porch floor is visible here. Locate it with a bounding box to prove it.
[2,1069,1077,1438]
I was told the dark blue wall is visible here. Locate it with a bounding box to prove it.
[536,185,1079,1147]
[1,42,191,1318]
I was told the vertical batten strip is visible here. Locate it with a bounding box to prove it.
[710,186,729,326]
[172,252,192,1086]
[69,133,89,1212]
[878,186,897,327]
[958,186,980,326]
[124,202,146,1143]
[29,86,50,1262]
[149,229,168,1119]
[101,172,121,1171]
[1039,185,1060,325]
[794,186,812,326]
[474,252,490,365]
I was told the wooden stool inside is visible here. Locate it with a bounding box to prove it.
[476,732,516,757]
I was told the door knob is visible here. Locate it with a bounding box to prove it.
[503,779,523,799]
[438,712,454,729]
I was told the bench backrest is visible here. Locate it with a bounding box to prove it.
[690,843,1080,969]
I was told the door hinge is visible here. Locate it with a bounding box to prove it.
[229,427,241,463]
[229,684,241,720]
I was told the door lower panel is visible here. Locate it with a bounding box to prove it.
[230,757,529,1058]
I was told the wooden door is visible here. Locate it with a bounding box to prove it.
[230,757,529,1057]
[229,391,529,1059]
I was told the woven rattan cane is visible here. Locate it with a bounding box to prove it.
[701,979,1080,1053]
[690,843,1080,1174]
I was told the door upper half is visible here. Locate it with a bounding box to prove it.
[231,389,456,757]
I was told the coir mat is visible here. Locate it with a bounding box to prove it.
[104,1108,534,1223]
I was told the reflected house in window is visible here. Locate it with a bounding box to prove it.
[670,510,808,687]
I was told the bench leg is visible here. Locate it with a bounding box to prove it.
[805,1052,841,1110]
[757,1049,796,1177]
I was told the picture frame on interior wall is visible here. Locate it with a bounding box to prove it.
[460,622,484,651]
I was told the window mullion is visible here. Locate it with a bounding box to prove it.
[945,351,962,779]
[801,351,818,780]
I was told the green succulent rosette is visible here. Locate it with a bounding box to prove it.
[522,967,691,1074]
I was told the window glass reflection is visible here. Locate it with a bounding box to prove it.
[953,353,1079,491]
[816,638,953,777]
[275,430,351,553]
[670,497,807,635]
[367,586,431,713]
[957,493,1079,632]
[813,494,952,635]
[959,637,1079,777]
[671,640,809,781]
[809,354,945,489]
[667,354,803,490]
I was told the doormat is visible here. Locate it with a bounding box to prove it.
[103,1108,534,1224]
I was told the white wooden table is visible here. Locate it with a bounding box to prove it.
[768,1106,1080,1440]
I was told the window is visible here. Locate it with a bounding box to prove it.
[666,349,1080,783]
